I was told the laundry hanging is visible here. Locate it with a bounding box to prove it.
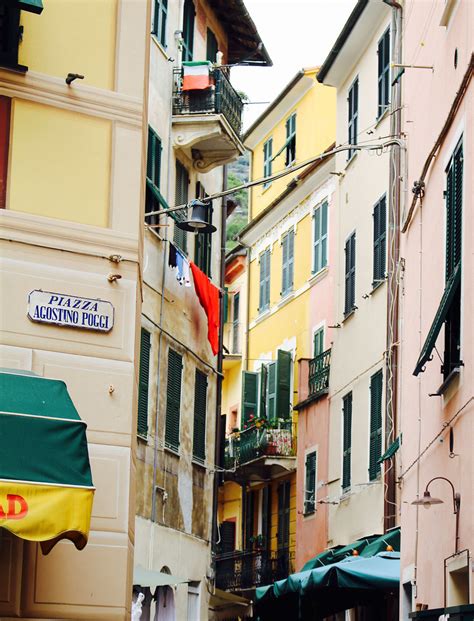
[190,262,220,355]
[168,242,191,287]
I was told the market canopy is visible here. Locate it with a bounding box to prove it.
[0,369,94,554]
[133,566,189,589]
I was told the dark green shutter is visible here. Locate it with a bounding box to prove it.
[282,230,294,296]
[313,200,328,273]
[165,349,183,451]
[276,349,292,419]
[182,0,195,61]
[262,485,272,550]
[277,480,290,549]
[193,369,207,463]
[373,196,386,284]
[259,363,267,419]
[266,361,277,419]
[242,371,258,423]
[369,371,383,480]
[446,141,463,278]
[223,288,229,323]
[348,78,358,158]
[377,28,390,117]
[174,161,189,253]
[342,392,352,490]
[244,489,255,550]
[305,451,316,514]
[206,27,218,62]
[282,233,288,295]
[313,328,324,358]
[344,232,356,314]
[220,521,236,553]
[137,329,151,437]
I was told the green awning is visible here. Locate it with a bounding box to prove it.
[378,436,401,464]
[360,528,400,557]
[414,264,460,375]
[302,547,343,571]
[18,0,43,14]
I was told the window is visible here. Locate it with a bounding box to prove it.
[193,370,207,463]
[281,229,294,297]
[0,95,11,209]
[165,349,183,451]
[232,292,240,353]
[304,451,317,514]
[152,0,167,47]
[413,139,463,378]
[187,581,200,621]
[285,113,296,165]
[344,232,356,315]
[182,0,195,62]
[369,371,383,480]
[261,486,272,550]
[137,329,151,437]
[263,138,273,188]
[0,1,23,71]
[258,248,271,312]
[194,182,212,276]
[174,160,189,253]
[313,200,328,274]
[313,327,324,358]
[277,480,291,550]
[342,392,352,491]
[206,27,218,62]
[377,28,390,118]
[145,126,164,226]
[373,195,387,285]
[244,488,256,550]
[242,349,292,424]
[347,78,358,159]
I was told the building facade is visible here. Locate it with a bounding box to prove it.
[398,0,473,617]
[216,68,336,594]
[0,0,150,618]
[133,1,270,619]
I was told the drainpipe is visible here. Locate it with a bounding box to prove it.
[211,164,228,575]
[383,0,402,532]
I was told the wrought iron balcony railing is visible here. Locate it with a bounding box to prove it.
[215,547,294,591]
[172,66,243,136]
[224,422,295,470]
[308,348,331,399]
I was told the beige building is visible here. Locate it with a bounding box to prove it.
[133,1,270,619]
[0,0,150,619]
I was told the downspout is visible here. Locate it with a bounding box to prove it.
[383,0,402,532]
[211,164,227,574]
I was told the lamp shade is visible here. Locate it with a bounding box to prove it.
[176,199,216,233]
[411,490,444,508]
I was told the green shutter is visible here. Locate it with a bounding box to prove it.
[259,249,270,311]
[223,288,229,323]
[276,349,292,419]
[313,328,324,358]
[277,480,290,548]
[304,451,316,514]
[413,263,461,376]
[262,485,271,550]
[220,520,236,553]
[342,392,352,490]
[313,200,328,272]
[165,349,183,451]
[182,0,195,61]
[369,371,383,480]
[137,329,151,437]
[373,196,386,284]
[244,488,255,550]
[174,161,189,253]
[259,364,268,419]
[206,27,218,62]
[344,232,356,314]
[266,361,277,419]
[18,0,43,14]
[282,230,294,296]
[242,371,258,424]
[193,369,207,463]
[446,141,463,278]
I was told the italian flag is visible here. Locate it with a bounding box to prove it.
[182,61,212,91]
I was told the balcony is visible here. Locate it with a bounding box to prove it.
[294,349,331,411]
[172,66,245,172]
[224,422,296,481]
[215,547,294,592]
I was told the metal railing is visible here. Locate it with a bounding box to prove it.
[308,348,331,399]
[172,66,243,136]
[224,422,294,470]
[215,547,294,591]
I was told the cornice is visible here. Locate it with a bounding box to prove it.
[0,210,139,263]
[0,69,143,126]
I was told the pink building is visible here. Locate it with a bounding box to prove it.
[399,1,473,618]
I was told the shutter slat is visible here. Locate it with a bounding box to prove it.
[137,329,151,437]
[193,369,207,462]
[242,371,258,423]
[342,393,352,490]
[276,349,292,419]
[267,361,277,419]
[369,371,383,480]
[165,349,183,450]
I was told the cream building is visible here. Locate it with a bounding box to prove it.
[0,0,150,619]
[133,1,270,619]
[318,0,395,545]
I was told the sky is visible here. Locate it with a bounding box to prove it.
[231,0,357,129]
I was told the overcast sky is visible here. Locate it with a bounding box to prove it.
[232,0,357,129]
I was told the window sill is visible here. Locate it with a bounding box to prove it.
[371,279,386,294]
[192,458,206,470]
[137,433,148,443]
[308,266,329,286]
[0,62,28,74]
[303,510,316,519]
[164,445,180,457]
[262,183,272,193]
[278,290,295,308]
[433,366,461,396]
[374,107,390,129]
[345,151,358,170]
[342,307,357,323]
[257,306,271,319]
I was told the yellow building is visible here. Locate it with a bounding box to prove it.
[216,68,336,592]
[0,1,149,618]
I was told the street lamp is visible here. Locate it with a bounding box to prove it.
[411,476,461,553]
[176,199,216,234]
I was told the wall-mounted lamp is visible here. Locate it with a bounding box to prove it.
[411,476,461,553]
[65,73,84,85]
[176,199,216,234]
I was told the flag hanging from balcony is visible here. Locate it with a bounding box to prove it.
[182,61,213,91]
